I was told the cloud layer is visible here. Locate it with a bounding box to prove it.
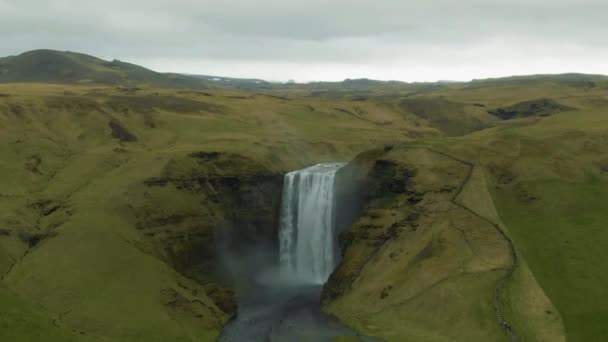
[2,0,607,81]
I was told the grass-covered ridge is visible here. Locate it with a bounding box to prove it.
[0,50,209,89]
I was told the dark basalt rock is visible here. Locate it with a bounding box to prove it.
[205,283,237,316]
[323,150,427,305]
[135,151,283,294]
[161,287,227,326]
[368,159,417,196]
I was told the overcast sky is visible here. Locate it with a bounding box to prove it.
[2,0,607,82]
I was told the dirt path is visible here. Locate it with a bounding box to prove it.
[428,148,519,342]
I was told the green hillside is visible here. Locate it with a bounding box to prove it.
[0,50,208,89]
[0,53,607,341]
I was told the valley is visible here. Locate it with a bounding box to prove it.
[1,51,608,341]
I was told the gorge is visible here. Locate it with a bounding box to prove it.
[3,60,603,341]
[221,162,365,341]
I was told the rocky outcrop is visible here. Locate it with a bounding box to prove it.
[155,151,283,242]
[322,146,515,341]
[204,283,237,316]
[323,149,424,303]
[134,151,283,314]
[160,287,226,331]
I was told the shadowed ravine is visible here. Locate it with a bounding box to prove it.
[221,163,368,342]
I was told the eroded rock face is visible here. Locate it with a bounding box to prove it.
[160,286,226,330]
[134,151,283,315]
[323,149,424,303]
[322,146,514,341]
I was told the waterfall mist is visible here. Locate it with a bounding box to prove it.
[221,162,370,341]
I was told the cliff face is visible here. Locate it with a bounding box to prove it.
[0,148,285,341]
[322,145,537,341]
[133,151,284,313]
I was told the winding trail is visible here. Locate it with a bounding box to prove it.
[428,148,519,342]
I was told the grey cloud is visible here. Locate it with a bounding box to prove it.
[1,0,607,81]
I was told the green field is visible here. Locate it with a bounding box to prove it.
[495,179,608,342]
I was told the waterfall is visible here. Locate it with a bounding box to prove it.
[278,163,345,284]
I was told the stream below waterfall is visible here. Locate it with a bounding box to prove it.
[220,163,368,342]
[219,283,361,341]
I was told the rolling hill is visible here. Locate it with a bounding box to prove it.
[0,51,607,341]
[0,50,209,89]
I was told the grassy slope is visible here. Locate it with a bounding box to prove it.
[0,285,79,342]
[486,117,608,342]
[0,50,209,89]
[0,75,606,341]
[496,180,608,342]
[324,80,608,341]
[0,83,426,340]
[324,146,511,342]
[431,87,608,341]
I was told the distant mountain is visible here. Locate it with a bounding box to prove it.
[189,74,277,91]
[192,74,269,85]
[0,49,209,89]
[1,50,607,93]
[468,73,608,88]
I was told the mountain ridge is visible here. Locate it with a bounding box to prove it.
[2,49,608,91]
[0,49,209,89]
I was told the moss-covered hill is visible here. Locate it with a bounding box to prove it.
[0,68,607,341]
[323,82,608,341]
[0,50,210,89]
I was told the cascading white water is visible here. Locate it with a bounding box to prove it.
[221,162,364,341]
[279,163,345,284]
